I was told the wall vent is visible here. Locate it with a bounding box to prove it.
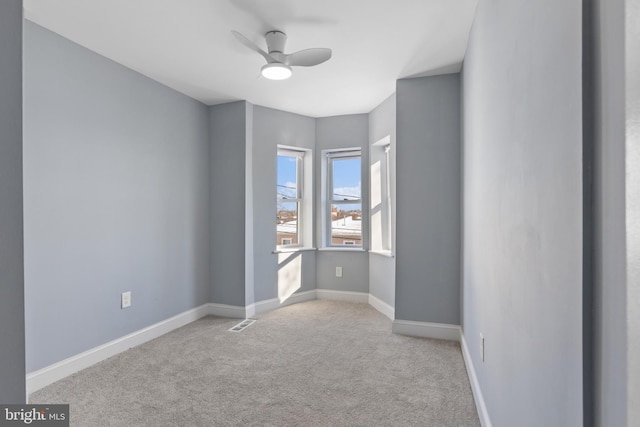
[228,319,256,332]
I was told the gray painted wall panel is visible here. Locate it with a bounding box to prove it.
[244,103,255,306]
[316,252,369,293]
[594,0,628,425]
[209,102,247,307]
[368,94,396,308]
[462,0,583,425]
[395,75,461,325]
[625,0,640,422]
[252,106,316,302]
[368,256,394,305]
[23,22,210,372]
[0,0,26,403]
[315,115,369,292]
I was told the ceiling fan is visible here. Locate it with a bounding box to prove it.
[232,30,332,80]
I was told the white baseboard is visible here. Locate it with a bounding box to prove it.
[26,304,211,396]
[207,303,247,319]
[25,292,315,396]
[25,291,407,398]
[461,332,493,427]
[392,319,461,342]
[368,294,394,320]
[245,303,256,318]
[253,290,317,315]
[316,289,369,303]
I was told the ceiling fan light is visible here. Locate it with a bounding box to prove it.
[261,63,292,80]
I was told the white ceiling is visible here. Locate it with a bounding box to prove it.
[24,0,478,118]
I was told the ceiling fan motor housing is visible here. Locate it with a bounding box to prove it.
[265,31,287,55]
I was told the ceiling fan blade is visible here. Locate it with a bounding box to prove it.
[285,48,332,67]
[231,30,274,63]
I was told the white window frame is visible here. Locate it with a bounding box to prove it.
[322,148,363,248]
[276,146,313,250]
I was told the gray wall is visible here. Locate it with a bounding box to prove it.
[462,0,583,425]
[594,0,627,424]
[244,103,255,307]
[395,74,461,324]
[209,101,249,307]
[252,106,316,302]
[0,0,26,403]
[594,0,640,424]
[626,0,640,420]
[368,94,396,308]
[23,21,211,372]
[315,115,369,292]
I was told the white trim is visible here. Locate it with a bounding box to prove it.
[316,289,369,303]
[253,290,317,315]
[368,294,394,320]
[277,145,307,157]
[373,135,391,147]
[392,319,461,342]
[251,298,279,315]
[317,247,366,252]
[271,247,316,254]
[461,332,493,427]
[368,250,394,258]
[26,304,211,396]
[245,303,256,318]
[207,303,248,319]
[324,147,362,158]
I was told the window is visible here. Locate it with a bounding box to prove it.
[276,146,312,249]
[323,149,362,247]
[277,149,302,247]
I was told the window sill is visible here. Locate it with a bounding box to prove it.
[272,247,316,254]
[368,250,395,258]
[317,247,366,253]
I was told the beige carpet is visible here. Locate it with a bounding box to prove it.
[30,300,480,426]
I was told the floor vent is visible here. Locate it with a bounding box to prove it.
[229,319,256,332]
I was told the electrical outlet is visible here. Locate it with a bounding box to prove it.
[121,291,131,309]
[480,333,485,362]
[335,266,343,278]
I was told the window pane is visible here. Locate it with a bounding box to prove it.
[277,155,297,199]
[331,203,362,245]
[277,201,298,245]
[331,157,360,201]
